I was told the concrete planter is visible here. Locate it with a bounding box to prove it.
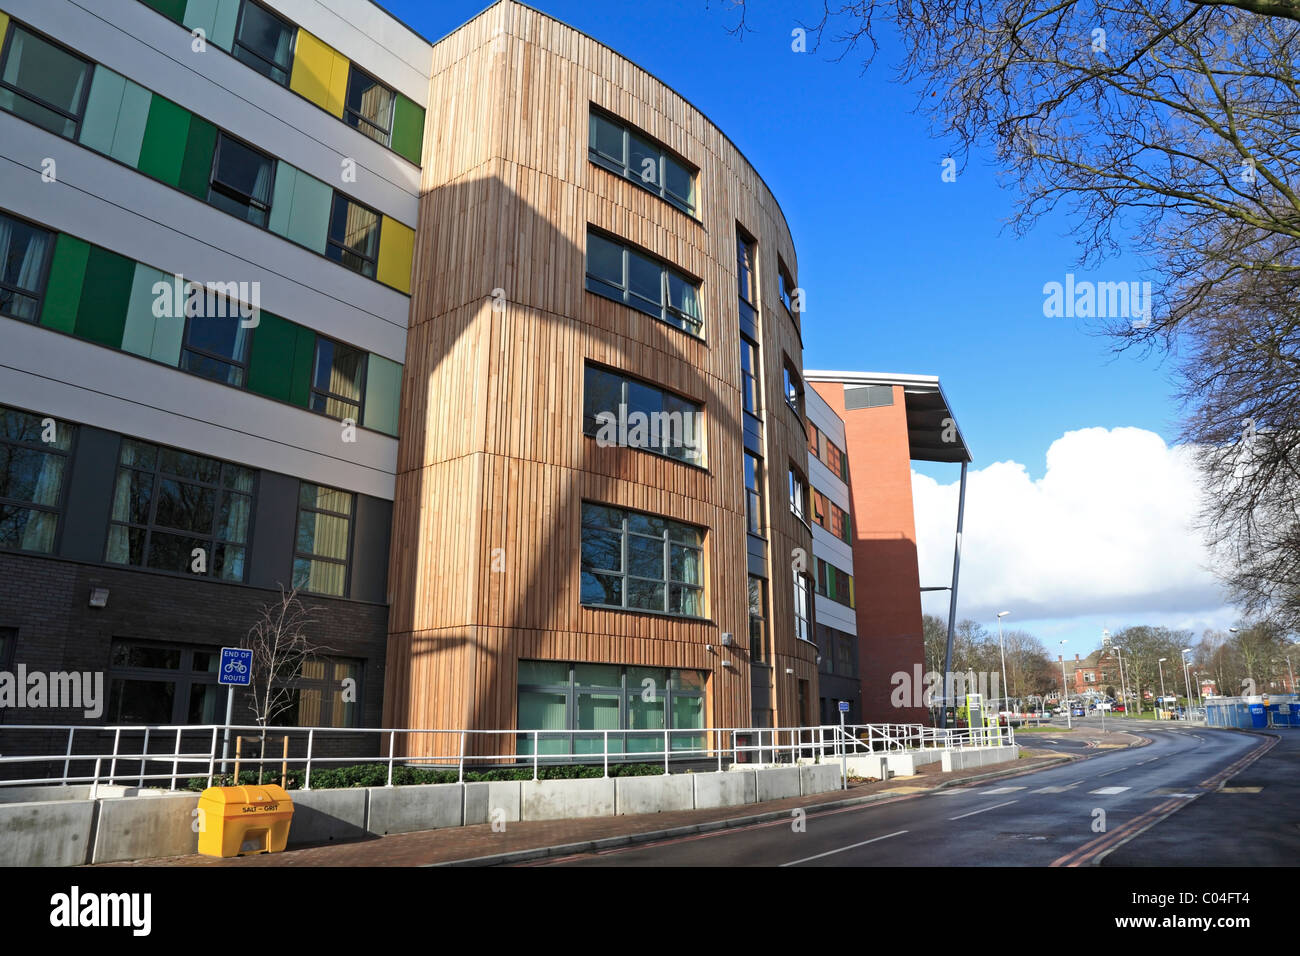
[463,781,522,826]
[0,800,95,866]
[521,777,615,821]
[92,793,199,864]
[692,770,755,809]
[941,746,1018,772]
[615,774,694,814]
[367,783,463,835]
[287,788,367,847]
[799,763,842,796]
[753,766,801,802]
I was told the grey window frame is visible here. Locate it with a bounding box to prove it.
[744,451,764,538]
[580,502,706,619]
[794,571,813,644]
[748,575,767,663]
[588,106,698,217]
[783,361,804,418]
[293,482,355,598]
[788,464,808,524]
[326,192,382,279]
[581,362,706,467]
[0,22,93,140]
[231,0,296,87]
[0,210,54,323]
[207,131,277,227]
[309,335,368,424]
[0,404,76,556]
[585,228,703,338]
[343,62,395,147]
[179,296,254,389]
[105,439,256,583]
[516,661,707,756]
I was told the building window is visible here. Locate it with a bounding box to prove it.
[208,133,276,228]
[588,107,698,216]
[265,657,362,728]
[778,259,798,315]
[0,405,74,554]
[783,362,803,417]
[180,304,253,388]
[585,229,703,337]
[744,452,764,537]
[0,627,13,672]
[106,439,254,581]
[836,635,853,677]
[789,465,808,524]
[793,572,812,643]
[736,231,757,307]
[344,64,395,147]
[232,0,295,87]
[311,337,367,423]
[580,502,704,617]
[327,194,381,278]
[806,420,849,482]
[748,575,767,662]
[812,489,852,543]
[0,211,53,323]
[293,483,353,597]
[815,557,855,608]
[516,660,707,756]
[740,337,762,418]
[582,363,704,466]
[0,25,92,139]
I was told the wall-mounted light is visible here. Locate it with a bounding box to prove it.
[785,667,794,675]
[706,643,713,653]
[721,661,733,668]
[89,587,109,609]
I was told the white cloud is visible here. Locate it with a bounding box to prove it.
[913,427,1227,626]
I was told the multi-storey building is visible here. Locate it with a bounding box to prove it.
[1,0,815,752]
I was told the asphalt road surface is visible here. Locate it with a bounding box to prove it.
[530,725,1267,867]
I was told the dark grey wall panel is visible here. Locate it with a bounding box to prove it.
[350,494,392,605]
[248,471,299,591]
[58,426,119,564]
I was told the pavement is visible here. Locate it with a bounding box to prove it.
[100,749,1074,867]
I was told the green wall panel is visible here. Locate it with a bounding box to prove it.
[247,312,312,407]
[267,163,299,238]
[178,115,218,199]
[141,0,187,22]
[112,81,152,167]
[182,0,239,51]
[268,163,331,254]
[74,247,135,349]
[121,265,165,359]
[137,96,192,187]
[39,234,91,335]
[78,68,126,156]
[391,94,424,166]
[363,354,402,436]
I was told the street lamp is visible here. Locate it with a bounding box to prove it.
[1157,658,1168,719]
[1104,630,1129,720]
[1059,640,1071,729]
[1181,648,1194,721]
[996,611,1011,715]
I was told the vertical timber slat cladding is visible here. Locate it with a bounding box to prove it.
[384,1,813,755]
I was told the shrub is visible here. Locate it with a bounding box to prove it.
[185,761,669,790]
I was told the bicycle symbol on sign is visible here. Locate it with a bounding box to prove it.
[224,659,248,674]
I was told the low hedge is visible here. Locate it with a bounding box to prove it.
[185,760,668,792]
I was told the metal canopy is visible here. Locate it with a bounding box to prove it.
[804,370,972,464]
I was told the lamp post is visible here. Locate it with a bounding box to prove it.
[996,611,1011,715]
[1059,640,1071,729]
[1181,648,1194,721]
[1157,658,1168,719]
[1104,630,1129,720]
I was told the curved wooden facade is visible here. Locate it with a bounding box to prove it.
[383,0,816,747]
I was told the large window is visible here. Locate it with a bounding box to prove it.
[793,572,812,644]
[106,440,254,581]
[806,419,849,482]
[327,195,381,278]
[294,483,353,597]
[0,212,53,323]
[516,660,707,756]
[778,259,798,315]
[784,361,804,417]
[232,0,295,87]
[265,657,362,728]
[580,503,704,617]
[585,230,702,337]
[815,556,855,608]
[180,302,253,388]
[588,108,698,216]
[740,337,762,418]
[208,133,276,228]
[344,64,395,147]
[311,337,367,423]
[0,405,74,554]
[812,489,852,543]
[744,452,764,537]
[582,363,704,466]
[737,231,757,307]
[748,575,767,663]
[789,465,808,524]
[0,24,92,139]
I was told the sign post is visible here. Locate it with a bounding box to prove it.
[218,648,253,777]
[838,700,850,789]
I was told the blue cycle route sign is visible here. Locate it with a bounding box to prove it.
[219,648,252,686]
[838,700,850,714]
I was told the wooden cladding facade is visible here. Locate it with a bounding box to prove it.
[383,0,816,748]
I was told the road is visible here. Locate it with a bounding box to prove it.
[530,724,1267,867]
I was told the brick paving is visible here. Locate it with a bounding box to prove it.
[99,753,1073,867]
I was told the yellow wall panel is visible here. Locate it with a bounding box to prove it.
[289,29,347,118]
[377,216,414,294]
[0,12,10,48]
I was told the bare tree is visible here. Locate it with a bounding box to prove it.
[240,588,331,779]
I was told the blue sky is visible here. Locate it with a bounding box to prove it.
[377,0,1230,649]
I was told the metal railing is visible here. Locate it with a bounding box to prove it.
[0,720,1015,793]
